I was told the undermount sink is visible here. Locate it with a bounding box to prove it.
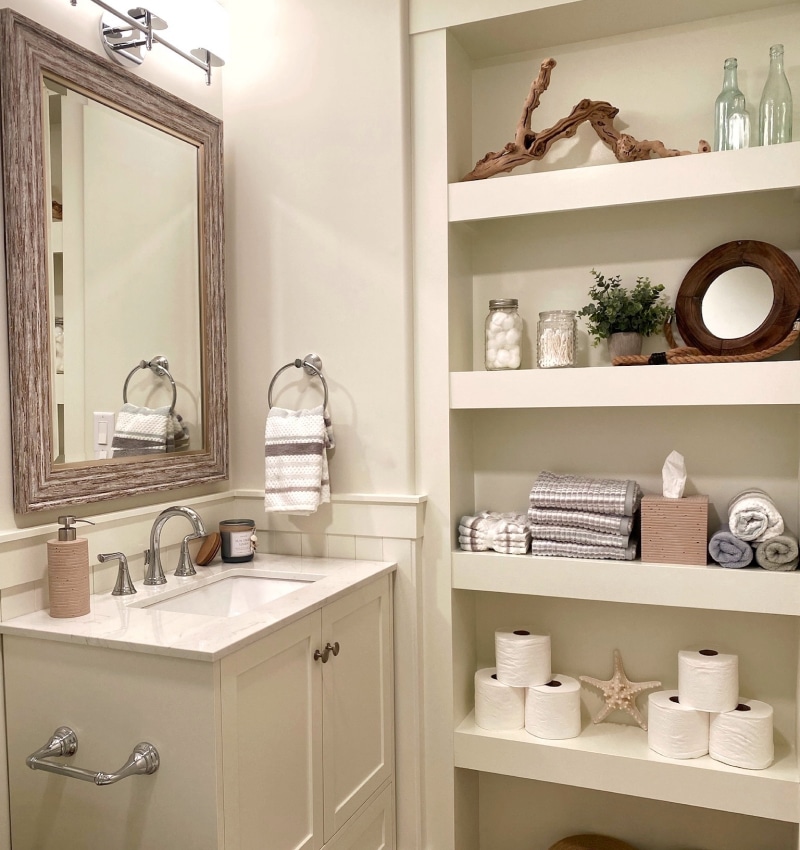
[136,573,322,618]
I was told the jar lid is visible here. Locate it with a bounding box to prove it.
[489,298,518,309]
[539,309,576,319]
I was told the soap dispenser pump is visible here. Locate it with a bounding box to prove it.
[47,516,94,618]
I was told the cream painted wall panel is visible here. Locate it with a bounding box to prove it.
[223,0,414,497]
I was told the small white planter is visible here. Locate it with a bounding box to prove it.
[607,332,643,360]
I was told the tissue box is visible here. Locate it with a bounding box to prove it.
[640,495,709,565]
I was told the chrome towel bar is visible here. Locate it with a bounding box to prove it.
[268,352,329,410]
[26,726,160,786]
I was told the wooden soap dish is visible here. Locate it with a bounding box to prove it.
[549,837,639,850]
[195,532,221,566]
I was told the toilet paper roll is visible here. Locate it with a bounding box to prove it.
[495,629,551,687]
[647,690,709,759]
[474,667,525,730]
[678,649,739,713]
[525,674,582,740]
[709,699,774,770]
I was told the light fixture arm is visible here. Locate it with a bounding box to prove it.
[70,0,224,85]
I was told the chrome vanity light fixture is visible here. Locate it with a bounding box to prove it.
[69,0,226,85]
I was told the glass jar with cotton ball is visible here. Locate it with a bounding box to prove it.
[484,299,522,370]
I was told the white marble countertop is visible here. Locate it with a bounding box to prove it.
[0,554,396,662]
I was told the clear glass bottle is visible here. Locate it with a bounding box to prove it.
[759,44,793,145]
[485,299,522,370]
[713,58,747,151]
[537,310,577,368]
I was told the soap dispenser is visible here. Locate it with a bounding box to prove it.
[47,516,94,618]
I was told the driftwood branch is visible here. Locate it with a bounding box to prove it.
[462,59,710,181]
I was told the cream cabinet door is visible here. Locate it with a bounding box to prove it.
[325,782,395,850]
[321,576,394,841]
[221,611,324,850]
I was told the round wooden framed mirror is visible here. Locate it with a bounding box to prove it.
[675,240,800,356]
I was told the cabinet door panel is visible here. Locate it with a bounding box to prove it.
[322,576,394,840]
[221,612,323,850]
[325,782,395,850]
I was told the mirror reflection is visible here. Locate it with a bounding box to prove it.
[45,77,202,463]
[701,267,775,340]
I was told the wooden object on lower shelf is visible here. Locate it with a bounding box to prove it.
[549,836,639,850]
[640,494,709,566]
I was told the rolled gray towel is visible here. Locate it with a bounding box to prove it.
[754,533,799,571]
[708,524,754,568]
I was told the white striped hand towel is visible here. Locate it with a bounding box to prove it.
[264,405,334,514]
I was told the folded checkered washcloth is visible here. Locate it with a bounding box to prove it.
[457,511,531,555]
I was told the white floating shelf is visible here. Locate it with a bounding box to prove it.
[449,361,800,409]
[452,551,800,615]
[454,713,800,822]
[449,142,800,223]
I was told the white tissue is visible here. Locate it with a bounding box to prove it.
[678,649,739,713]
[709,699,774,770]
[662,450,687,499]
[647,690,709,759]
[495,629,552,687]
[474,667,525,730]
[525,674,582,740]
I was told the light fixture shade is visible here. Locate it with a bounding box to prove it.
[158,0,229,64]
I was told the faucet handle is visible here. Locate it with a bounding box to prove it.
[174,532,203,578]
[98,552,137,596]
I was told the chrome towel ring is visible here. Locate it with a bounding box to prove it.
[122,355,178,414]
[268,353,329,409]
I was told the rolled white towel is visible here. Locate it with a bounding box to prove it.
[728,489,784,543]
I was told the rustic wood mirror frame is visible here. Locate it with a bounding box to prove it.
[0,9,228,513]
[675,240,800,357]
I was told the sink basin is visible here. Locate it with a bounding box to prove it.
[138,574,318,618]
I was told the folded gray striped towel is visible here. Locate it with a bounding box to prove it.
[527,506,633,535]
[167,412,190,452]
[529,471,642,517]
[528,524,630,549]
[111,403,171,457]
[264,405,334,515]
[529,538,637,561]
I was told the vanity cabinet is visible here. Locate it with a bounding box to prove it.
[220,575,394,850]
[412,1,800,848]
[2,573,394,850]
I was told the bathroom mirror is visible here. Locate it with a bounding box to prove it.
[675,240,800,356]
[0,9,228,513]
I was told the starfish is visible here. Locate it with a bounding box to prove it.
[579,649,661,730]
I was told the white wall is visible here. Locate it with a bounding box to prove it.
[223,0,414,498]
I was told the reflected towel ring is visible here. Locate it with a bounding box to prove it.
[268,353,329,410]
[122,355,178,414]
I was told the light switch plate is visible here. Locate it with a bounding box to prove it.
[93,411,116,459]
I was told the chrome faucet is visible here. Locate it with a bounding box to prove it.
[144,506,206,585]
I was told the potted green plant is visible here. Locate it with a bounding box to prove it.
[577,268,674,359]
